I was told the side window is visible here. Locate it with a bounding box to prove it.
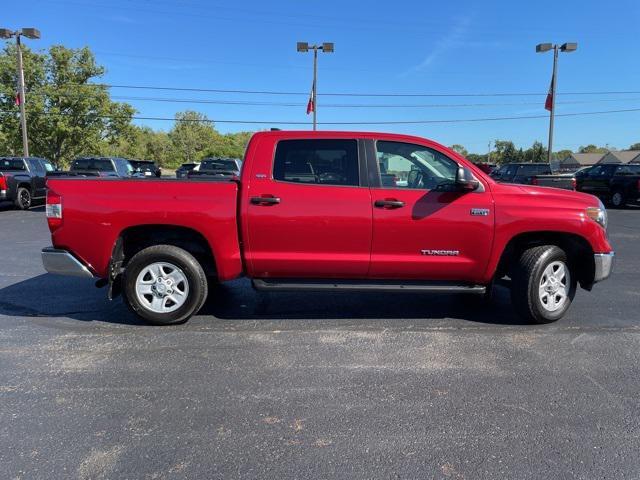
[375,141,458,190]
[273,139,359,186]
[28,159,45,174]
[41,160,54,172]
[72,159,88,170]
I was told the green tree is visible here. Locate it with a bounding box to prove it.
[629,142,640,150]
[0,44,135,166]
[578,144,607,154]
[449,144,468,157]
[524,141,547,162]
[168,111,219,166]
[555,149,573,160]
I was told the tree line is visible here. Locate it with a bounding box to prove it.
[0,44,251,168]
[1,44,638,169]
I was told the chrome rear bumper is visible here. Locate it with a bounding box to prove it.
[41,247,94,278]
[593,252,615,283]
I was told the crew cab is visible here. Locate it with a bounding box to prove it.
[0,157,54,209]
[575,163,640,208]
[41,131,614,325]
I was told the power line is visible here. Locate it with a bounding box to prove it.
[17,91,640,109]
[3,107,639,125]
[26,82,640,98]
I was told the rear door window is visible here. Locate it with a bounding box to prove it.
[273,139,360,186]
[0,159,27,171]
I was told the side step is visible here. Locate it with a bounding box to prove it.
[252,279,486,294]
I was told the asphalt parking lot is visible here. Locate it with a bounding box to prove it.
[1,206,639,479]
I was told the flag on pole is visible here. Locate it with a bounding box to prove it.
[306,79,315,115]
[15,92,21,106]
[544,75,554,111]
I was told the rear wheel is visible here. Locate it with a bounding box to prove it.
[123,245,208,325]
[15,187,31,210]
[610,190,626,209]
[511,245,576,324]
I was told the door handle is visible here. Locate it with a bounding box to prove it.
[250,196,281,205]
[374,199,405,209]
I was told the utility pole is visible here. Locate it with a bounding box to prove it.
[0,27,41,158]
[16,35,29,157]
[536,42,577,164]
[297,42,334,131]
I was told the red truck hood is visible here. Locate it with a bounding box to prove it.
[492,182,601,208]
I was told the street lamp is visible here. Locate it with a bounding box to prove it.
[297,41,334,130]
[0,27,41,157]
[536,42,577,163]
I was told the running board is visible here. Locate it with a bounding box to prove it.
[252,279,486,294]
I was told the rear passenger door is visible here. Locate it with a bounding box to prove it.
[244,138,373,278]
[27,159,47,198]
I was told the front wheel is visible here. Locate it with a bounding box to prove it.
[15,187,31,210]
[123,245,208,325]
[511,245,577,324]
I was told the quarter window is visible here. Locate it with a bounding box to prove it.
[273,139,359,186]
[375,141,458,190]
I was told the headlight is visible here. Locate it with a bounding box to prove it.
[586,199,607,230]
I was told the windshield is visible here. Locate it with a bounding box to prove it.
[0,159,26,171]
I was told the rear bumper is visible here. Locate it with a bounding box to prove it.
[41,247,94,278]
[593,252,615,283]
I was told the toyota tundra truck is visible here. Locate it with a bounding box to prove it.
[41,130,614,325]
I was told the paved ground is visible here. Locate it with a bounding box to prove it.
[1,205,639,479]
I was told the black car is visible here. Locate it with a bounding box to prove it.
[69,157,135,177]
[490,162,552,185]
[576,163,640,208]
[176,162,199,179]
[188,158,242,178]
[0,157,55,210]
[130,160,161,178]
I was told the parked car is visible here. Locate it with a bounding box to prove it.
[42,130,613,326]
[69,157,135,177]
[129,160,161,178]
[473,163,497,174]
[176,162,200,179]
[575,163,640,208]
[0,157,54,209]
[490,163,552,185]
[188,158,242,178]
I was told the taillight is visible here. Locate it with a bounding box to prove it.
[571,177,577,190]
[46,189,63,230]
[0,175,6,194]
[531,178,539,185]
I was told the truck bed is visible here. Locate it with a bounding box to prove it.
[46,177,243,280]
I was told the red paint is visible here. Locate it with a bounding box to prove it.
[46,130,613,286]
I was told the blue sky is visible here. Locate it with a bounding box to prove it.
[14,0,640,153]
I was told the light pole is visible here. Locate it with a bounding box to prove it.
[536,42,577,163]
[0,27,41,157]
[297,42,333,130]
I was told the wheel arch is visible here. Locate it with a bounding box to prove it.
[111,224,218,282]
[493,231,595,290]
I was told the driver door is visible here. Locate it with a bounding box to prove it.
[368,139,494,282]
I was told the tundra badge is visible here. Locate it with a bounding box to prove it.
[421,249,460,256]
[470,208,490,216]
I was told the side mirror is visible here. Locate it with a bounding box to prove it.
[456,167,480,192]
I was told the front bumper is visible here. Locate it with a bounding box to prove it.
[41,247,94,278]
[593,252,615,283]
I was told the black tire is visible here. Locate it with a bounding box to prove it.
[510,245,577,324]
[610,190,626,209]
[122,245,208,325]
[15,187,31,210]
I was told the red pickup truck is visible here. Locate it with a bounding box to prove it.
[42,130,614,325]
